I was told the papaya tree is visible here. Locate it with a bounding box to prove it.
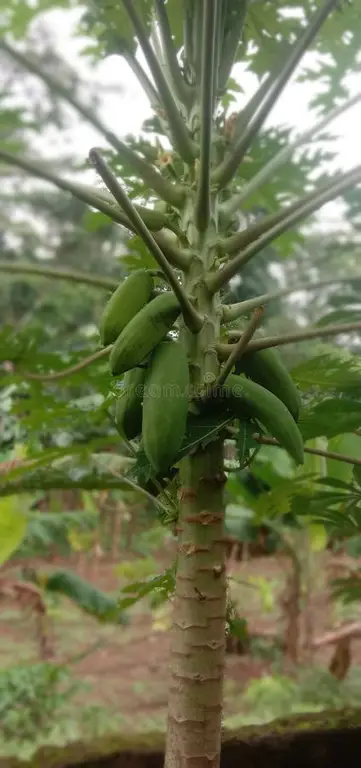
[2,1,361,766]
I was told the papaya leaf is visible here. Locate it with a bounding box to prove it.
[330,575,361,604]
[299,398,361,440]
[307,523,328,553]
[353,465,361,487]
[179,413,233,457]
[0,497,28,565]
[327,434,361,484]
[291,352,361,392]
[315,308,361,327]
[237,421,260,469]
[118,567,176,612]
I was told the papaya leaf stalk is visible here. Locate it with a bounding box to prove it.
[89,148,203,333]
[221,164,361,257]
[217,1,248,94]
[208,164,361,293]
[213,307,264,389]
[253,435,361,467]
[212,0,340,189]
[0,149,190,271]
[222,276,361,323]
[223,90,361,216]
[0,40,185,207]
[154,0,193,106]
[122,0,197,162]
[0,263,119,291]
[195,0,218,233]
[217,321,361,359]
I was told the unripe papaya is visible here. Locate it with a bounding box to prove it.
[142,341,189,474]
[217,373,304,465]
[235,348,301,420]
[99,269,153,346]
[114,368,145,440]
[109,292,181,376]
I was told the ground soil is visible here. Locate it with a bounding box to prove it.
[1,548,361,728]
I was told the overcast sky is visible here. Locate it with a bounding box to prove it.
[26,7,361,232]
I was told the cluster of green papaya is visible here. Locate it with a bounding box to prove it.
[99,272,304,475]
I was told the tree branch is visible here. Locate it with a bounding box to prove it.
[212,0,340,189]
[0,263,119,291]
[207,164,361,293]
[14,347,111,382]
[311,623,361,649]
[89,149,203,333]
[195,0,218,233]
[0,40,184,207]
[223,91,361,216]
[0,150,190,271]
[213,308,263,388]
[222,276,361,323]
[122,0,197,163]
[252,434,361,467]
[154,0,193,106]
[216,321,361,359]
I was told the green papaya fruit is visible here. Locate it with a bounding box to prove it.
[99,269,153,346]
[109,291,181,376]
[114,367,145,440]
[142,340,189,474]
[236,348,301,420]
[217,374,304,465]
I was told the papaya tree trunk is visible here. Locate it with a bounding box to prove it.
[165,439,227,768]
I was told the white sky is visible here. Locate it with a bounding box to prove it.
[18,7,361,233]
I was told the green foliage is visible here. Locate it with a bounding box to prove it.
[19,508,97,559]
[0,497,28,565]
[0,662,77,742]
[237,667,361,724]
[299,399,361,440]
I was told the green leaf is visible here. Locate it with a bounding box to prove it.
[307,523,328,553]
[327,434,361,484]
[353,465,361,487]
[291,352,361,392]
[315,308,361,327]
[0,497,28,565]
[117,567,176,612]
[299,399,361,440]
[330,575,361,604]
[179,412,232,458]
[237,421,260,469]
[78,1,154,58]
